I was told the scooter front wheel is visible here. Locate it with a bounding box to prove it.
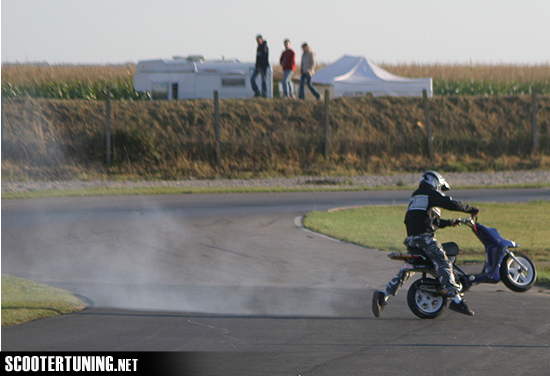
[407,279,447,319]
[500,252,537,292]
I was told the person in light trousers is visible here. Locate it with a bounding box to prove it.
[299,43,321,100]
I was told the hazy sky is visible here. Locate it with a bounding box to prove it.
[2,0,549,65]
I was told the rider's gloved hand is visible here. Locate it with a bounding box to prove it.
[468,207,480,217]
[451,219,460,227]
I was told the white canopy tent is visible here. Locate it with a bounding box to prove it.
[312,55,433,97]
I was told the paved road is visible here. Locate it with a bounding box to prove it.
[2,189,550,375]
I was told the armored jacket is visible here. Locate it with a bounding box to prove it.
[404,183,475,236]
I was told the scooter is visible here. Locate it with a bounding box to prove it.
[389,217,537,319]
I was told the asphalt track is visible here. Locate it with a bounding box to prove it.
[2,188,550,375]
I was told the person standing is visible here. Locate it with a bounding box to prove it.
[299,43,321,100]
[279,39,296,98]
[251,34,270,98]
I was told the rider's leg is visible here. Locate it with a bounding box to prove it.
[423,237,474,315]
[373,266,415,317]
[405,233,461,298]
[378,234,474,317]
[385,265,415,297]
[422,238,461,298]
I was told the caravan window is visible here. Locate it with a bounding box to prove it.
[151,83,169,100]
[222,78,246,87]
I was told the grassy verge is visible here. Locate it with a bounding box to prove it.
[3,182,549,200]
[303,201,550,287]
[1,275,88,327]
[1,184,404,200]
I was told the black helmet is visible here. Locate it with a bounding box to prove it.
[420,171,450,192]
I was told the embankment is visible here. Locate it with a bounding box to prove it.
[1,96,549,180]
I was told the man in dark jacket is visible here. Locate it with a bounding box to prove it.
[372,171,480,317]
[251,34,269,97]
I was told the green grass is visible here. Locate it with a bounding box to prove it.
[0,184,408,200]
[3,182,549,200]
[303,200,550,287]
[1,275,88,327]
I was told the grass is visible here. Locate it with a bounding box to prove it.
[0,184,393,200]
[3,182,549,200]
[303,200,550,287]
[1,275,88,327]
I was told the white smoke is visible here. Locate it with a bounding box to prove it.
[3,195,373,317]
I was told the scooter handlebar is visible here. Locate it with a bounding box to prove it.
[455,217,476,227]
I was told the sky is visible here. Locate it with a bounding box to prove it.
[2,0,549,66]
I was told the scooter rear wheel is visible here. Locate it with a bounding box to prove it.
[500,252,537,292]
[407,279,447,319]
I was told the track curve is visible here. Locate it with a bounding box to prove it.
[2,189,550,374]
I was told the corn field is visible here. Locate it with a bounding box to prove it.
[2,63,549,100]
[1,64,149,100]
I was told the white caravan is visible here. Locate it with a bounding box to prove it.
[133,55,273,100]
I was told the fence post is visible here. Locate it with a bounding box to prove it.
[531,86,538,153]
[214,90,221,165]
[324,90,330,160]
[105,90,112,167]
[1,100,4,148]
[422,89,435,162]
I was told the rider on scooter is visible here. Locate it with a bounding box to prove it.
[372,171,480,317]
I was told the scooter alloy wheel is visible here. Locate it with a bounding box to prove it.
[407,279,447,319]
[500,252,537,292]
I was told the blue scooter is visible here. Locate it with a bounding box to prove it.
[389,217,537,319]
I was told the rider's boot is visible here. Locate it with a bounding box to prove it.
[372,290,388,318]
[449,299,475,316]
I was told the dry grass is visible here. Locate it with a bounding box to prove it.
[2,95,548,181]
